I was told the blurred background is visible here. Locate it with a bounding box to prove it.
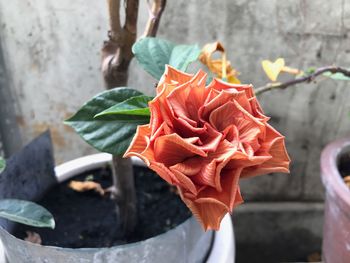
[0,0,349,261]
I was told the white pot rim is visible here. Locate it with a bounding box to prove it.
[52,153,236,262]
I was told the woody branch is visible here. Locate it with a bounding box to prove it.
[142,0,167,38]
[101,0,166,236]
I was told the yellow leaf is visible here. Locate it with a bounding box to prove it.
[69,180,105,196]
[199,42,240,84]
[261,58,285,82]
[228,75,241,84]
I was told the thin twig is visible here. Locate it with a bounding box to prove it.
[142,0,167,38]
[255,66,350,96]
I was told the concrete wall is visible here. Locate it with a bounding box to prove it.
[0,0,349,201]
[0,0,109,162]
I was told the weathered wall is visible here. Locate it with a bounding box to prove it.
[0,0,349,201]
[0,0,109,163]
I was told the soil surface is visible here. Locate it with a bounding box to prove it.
[338,152,350,189]
[338,151,350,177]
[13,165,191,248]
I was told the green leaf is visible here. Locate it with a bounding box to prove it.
[132,37,175,79]
[323,71,350,81]
[305,67,316,75]
[0,157,5,173]
[65,88,149,155]
[95,95,152,117]
[169,45,201,71]
[132,37,201,79]
[0,199,55,229]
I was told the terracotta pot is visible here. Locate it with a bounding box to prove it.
[0,153,235,263]
[321,137,350,263]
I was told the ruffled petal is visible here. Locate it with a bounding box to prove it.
[241,125,290,178]
[200,89,233,121]
[124,125,178,184]
[157,65,193,94]
[170,168,199,195]
[154,133,207,166]
[182,196,228,231]
[209,100,263,143]
[170,157,203,176]
[123,125,151,162]
[197,123,223,152]
[179,168,243,230]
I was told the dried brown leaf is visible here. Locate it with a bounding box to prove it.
[24,231,42,244]
[68,180,105,196]
[344,176,350,188]
[199,42,240,84]
[169,185,179,195]
[307,251,322,262]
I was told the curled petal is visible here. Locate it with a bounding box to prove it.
[170,168,198,195]
[241,125,290,178]
[157,65,193,94]
[170,157,203,176]
[123,125,151,164]
[200,89,233,121]
[124,125,176,184]
[182,196,228,231]
[207,78,254,99]
[179,168,242,230]
[167,70,209,123]
[154,133,207,166]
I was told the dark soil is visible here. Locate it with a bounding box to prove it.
[338,151,350,177]
[13,165,191,248]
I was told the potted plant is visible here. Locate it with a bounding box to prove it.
[1,1,350,262]
[2,41,350,263]
[0,34,292,262]
[0,2,228,262]
[0,133,216,263]
[321,137,350,262]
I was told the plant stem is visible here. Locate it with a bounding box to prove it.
[255,66,350,96]
[142,0,167,38]
[111,155,137,235]
[101,0,166,236]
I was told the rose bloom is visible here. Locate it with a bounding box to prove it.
[124,65,290,230]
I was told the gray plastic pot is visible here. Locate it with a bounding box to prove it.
[0,153,235,263]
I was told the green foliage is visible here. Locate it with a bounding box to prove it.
[132,37,201,79]
[305,67,316,75]
[67,38,202,156]
[0,199,55,229]
[323,71,350,81]
[132,37,174,79]
[65,88,150,155]
[0,157,5,173]
[95,95,152,118]
[169,44,201,71]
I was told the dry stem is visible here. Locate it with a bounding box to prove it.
[255,66,350,96]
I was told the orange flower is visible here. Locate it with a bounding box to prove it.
[124,65,290,230]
